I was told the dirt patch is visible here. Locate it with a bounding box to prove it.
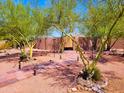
[0,50,124,93]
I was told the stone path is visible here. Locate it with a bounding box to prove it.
[0,61,52,88]
[0,69,33,88]
[0,51,80,88]
[0,60,79,88]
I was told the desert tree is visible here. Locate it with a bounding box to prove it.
[49,0,79,53]
[0,0,48,59]
[83,0,124,51]
[81,0,124,80]
[50,0,124,80]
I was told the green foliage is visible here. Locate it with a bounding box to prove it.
[0,0,50,58]
[49,0,79,53]
[0,41,12,50]
[82,0,124,51]
[92,67,101,81]
[0,0,48,46]
[20,50,27,61]
[82,67,101,81]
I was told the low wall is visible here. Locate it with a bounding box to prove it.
[35,37,61,52]
[111,39,124,49]
[35,37,124,51]
[35,37,92,51]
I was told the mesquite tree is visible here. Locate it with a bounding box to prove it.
[0,0,48,59]
[50,0,124,80]
[83,0,124,51]
[81,0,124,80]
[49,0,79,53]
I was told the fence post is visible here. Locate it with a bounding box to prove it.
[77,56,79,61]
[19,61,21,70]
[45,37,47,50]
[60,54,62,59]
[53,39,56,57]
[33,64,37,76]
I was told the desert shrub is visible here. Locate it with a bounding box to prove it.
[20,51,27,61]
[92,67,101,81]
[0,42,12,50]
[82,67,101,81]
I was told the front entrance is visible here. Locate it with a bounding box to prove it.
[64,47,73,50]
[63,36,73,50]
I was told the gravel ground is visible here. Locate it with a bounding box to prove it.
[0,49,124,93]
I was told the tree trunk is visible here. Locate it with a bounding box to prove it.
[45,37,47,50]
[92,37,98,50]
[106,43,111,51]
[106,38,111,51]
[29,46,33,59]
[60,32,64,53]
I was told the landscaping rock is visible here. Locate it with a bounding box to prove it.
[84,87,88,91]
[71,87,78,92]
[77,76,108,93]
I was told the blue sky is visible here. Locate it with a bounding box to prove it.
[13,0,49,8]
[13,0,87,12]
[13,0,88,37]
